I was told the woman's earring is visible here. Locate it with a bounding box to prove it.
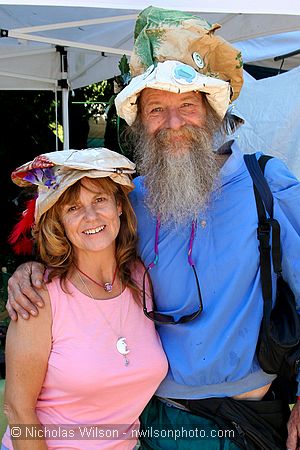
[119,211,122,216]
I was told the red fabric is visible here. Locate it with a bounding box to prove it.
[8,198,36,254]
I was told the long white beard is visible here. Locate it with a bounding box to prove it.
[132,124,222,226]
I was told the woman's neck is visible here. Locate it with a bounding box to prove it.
[69,249,122,300]
[73,248,118,282]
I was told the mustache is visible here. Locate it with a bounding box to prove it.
[155,127,197,139]
[154,125,211,150]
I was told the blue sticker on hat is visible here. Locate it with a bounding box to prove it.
[172,64,197,84]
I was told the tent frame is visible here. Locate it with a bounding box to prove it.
[0,14,135,149]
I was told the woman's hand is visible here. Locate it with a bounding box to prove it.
[7,262,46,320]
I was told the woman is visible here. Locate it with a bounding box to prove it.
[2,148,168,450]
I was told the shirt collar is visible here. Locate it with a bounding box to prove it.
[220,140,245,179]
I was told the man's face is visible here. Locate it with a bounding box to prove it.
[140,88,207,138]
[128,88,222,225]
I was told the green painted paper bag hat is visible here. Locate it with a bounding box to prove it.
[115,6,243,125]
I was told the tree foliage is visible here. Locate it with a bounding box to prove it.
[0,90,61,269]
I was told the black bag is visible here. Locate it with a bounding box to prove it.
[244,154,300,379]
[174,396,289,450]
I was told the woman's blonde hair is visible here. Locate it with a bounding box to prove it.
[33,177,142,302]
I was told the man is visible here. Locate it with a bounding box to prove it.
[6,7,300,449]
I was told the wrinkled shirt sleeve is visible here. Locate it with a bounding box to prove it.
[264,157,300,394]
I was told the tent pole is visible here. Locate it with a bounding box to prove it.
[54,88,58,151]
[57,46,69,150]
[62,87,69,150]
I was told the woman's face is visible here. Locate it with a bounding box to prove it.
[60,178,122,259]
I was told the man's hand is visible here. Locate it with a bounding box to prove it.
[287,399,300,450]
[7,262,46,321]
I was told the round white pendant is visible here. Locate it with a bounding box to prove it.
[116,337,130,355]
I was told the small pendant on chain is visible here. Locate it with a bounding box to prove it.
[104,282,113,292]
[116,337,130,366]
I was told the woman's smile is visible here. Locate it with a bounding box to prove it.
[82,225,106,235]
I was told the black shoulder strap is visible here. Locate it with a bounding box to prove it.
[244,154,282,274]
[244,154,282,326]
[244,154,274,218]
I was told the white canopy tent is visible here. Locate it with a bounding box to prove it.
[1,3,299,90]
[232,65,300,177]
[0,1,299,173]
[2,0,300,14]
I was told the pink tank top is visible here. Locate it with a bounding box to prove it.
[2,270,168,449]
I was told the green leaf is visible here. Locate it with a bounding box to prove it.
[118,55,130,76]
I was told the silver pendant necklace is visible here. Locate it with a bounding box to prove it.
[76,270,130,366]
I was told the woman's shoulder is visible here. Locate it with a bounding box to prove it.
[8,284,51,339]
[44,271,73,313]
[44,270,68,295]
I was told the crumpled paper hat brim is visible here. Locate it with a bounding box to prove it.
[115,60,231,126]
[34,169,133,223]
[12,148,135,223]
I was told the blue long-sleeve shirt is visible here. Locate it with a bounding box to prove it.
[129,141,300,398]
